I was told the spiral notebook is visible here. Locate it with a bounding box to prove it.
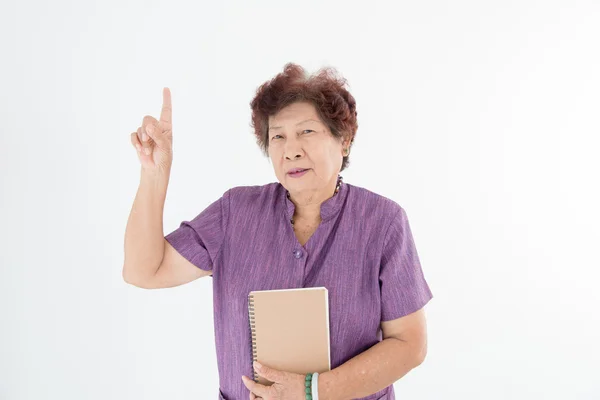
[248,286,331,385]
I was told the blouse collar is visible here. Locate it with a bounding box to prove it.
[281,175,348,223]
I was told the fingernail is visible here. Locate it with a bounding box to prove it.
[136,144,141,152]
[142,132,148,142]
[144,147,151,155]
[146,125,154,134]
[253,361,262,370]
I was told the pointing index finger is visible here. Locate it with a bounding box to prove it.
[160,87,172,123]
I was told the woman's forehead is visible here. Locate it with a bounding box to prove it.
[269,102,321,126]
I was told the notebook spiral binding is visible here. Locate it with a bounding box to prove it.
[248,293,258,383]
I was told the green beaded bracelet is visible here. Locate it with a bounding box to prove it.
[305,373,313,400]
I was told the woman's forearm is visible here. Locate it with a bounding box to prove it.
[122,168,170,284]
[318,337,424,400]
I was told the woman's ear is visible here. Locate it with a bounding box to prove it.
[341,139,350,155]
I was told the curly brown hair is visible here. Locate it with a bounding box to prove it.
[250,63,358,172]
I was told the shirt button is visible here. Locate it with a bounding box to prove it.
[293,249,303,259]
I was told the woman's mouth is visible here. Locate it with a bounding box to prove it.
[288,168,310,177]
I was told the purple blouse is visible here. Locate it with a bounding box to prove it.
[165,179,433,400]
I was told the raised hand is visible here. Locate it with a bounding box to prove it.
[130,87,173,173]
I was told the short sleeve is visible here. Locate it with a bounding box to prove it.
[379,206,433,322]
[164,189,231,272]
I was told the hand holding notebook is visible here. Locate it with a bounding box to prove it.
[248,286,331,385]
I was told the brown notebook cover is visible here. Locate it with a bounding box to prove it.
[248,286,331,385]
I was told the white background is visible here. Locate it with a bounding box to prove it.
[1,0,599,399]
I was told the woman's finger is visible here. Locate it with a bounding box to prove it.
[137,127,153,155]
[130,132,142,153]
[159,87,172,124]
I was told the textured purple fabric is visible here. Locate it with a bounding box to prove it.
[165,179,433,400]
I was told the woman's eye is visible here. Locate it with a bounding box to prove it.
[271,131,311,140]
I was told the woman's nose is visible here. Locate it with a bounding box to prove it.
[284,143,303,160]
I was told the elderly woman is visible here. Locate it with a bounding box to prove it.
[123,63,433,400]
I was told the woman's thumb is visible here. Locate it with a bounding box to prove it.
[145,123,162,145]
[145,123,155,137]
[145,122,171,151]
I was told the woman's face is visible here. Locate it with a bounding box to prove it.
[267,101,346,195]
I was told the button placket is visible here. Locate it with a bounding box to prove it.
[292,247,309,286]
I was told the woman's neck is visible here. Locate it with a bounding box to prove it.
[288,178,338,221]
